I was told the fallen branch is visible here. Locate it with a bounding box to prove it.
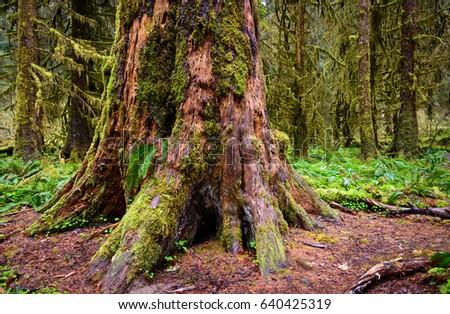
[91,222,119,236]
[329,202,357,215]
[54,271,76,279]
[165,285,196,293]
[364,198,450,219]
[301,241,326,249]
[344,257,430,294]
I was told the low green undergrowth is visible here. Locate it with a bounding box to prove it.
[292,148,450,211]
[0,155,79,214]
[429,252,450,294]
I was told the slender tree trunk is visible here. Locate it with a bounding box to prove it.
[370,0,380,149]
[391,0,419,158]
[358,0,377,159]
[293,0,308,158]
[31,0,337,293]
[14,0,43,160]
[61,0,95,159]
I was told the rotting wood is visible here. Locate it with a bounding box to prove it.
[364,198,450,219]
[344,257,430,294]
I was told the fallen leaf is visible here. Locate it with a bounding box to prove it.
[338,263,349,270]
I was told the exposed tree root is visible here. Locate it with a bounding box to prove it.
[364,198,450,219]
[344,257,430,294]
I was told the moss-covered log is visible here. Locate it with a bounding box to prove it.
[14,0,44,160]
[31,0,338,293]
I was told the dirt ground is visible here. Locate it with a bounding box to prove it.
[1,208,449,294]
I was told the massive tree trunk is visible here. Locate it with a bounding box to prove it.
[61,0,96,159]
[391,0,419,158]
[30,0,337,293]
[292,0,308,158]
[358,0,377,159]
[14,0,44,160]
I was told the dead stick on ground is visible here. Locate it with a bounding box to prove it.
[344,257,430,294]
[329,202,357,215]
[364,198,450,219]
[165,285,196,293]
[54,271,76,279]
[92,222,119,236]
[301,241,326,249]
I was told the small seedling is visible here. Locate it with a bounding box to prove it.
[175,240,188,252]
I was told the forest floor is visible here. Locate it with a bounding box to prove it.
[1,207,449,294]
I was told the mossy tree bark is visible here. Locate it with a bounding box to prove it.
[31,0,337,293]
[369,0,381,150]
[14,0,44,160]
[391,0,419,158]
[358,0,377,160]
[292,0,308,158]
[61,0,96,160]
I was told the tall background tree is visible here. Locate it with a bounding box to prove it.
[390,0,419,157]
[14,0,44,160]
[0,0,115,158]
[358,0,377,159]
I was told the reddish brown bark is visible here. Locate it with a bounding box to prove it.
[32,0,337,293]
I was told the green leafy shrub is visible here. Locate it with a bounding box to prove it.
[0,156,79,214]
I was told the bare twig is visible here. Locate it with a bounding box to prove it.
[301,241,326,249]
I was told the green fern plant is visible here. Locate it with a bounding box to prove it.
[125,144,156,198]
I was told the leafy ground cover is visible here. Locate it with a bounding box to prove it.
[0,156,79,214]
[293,148,450,210]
